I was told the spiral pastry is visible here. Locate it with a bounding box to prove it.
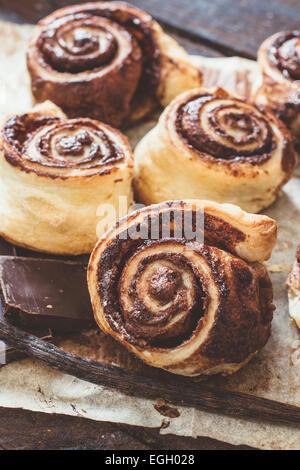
[286,245,300,329]
[255,31,300,146]
[134,87,297,213]
[0,101,133,255]
[88,200,276,376]
[27,1,202,128]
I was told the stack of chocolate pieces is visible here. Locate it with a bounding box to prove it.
[0,238,95,367]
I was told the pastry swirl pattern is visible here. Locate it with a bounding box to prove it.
[134,88,297,213]
[267,31,300,81]
[27,1,202,128]
[0,101,134,254]
[176,91,275,164]
[3,113,125,177]
[88,200,276,376]
[255,31,300,145]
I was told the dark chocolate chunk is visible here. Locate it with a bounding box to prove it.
[0,256,95,333]
[0,238,16,256]
[15,245,90,264]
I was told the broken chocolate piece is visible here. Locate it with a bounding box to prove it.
[15,245,90,264]
[0,238,16,256]
[0,256,95,333]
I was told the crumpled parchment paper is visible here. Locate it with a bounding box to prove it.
[0,21,299,450]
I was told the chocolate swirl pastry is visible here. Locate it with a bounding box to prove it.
[255,31,300,146]
[27,1,202,128]
[134,87,297,213]
[286,244,300,329]
[0,101,134,255]
[88,200,276,376]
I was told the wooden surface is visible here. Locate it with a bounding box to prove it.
[2,317,300,429]
[0,0,299,58]
[0,407,254,450]
[0,0,299,451]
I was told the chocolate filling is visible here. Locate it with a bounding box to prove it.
[268,31,300,80]
[176,94,275,165]
[96,203,246,350]
[2,113,124,176]
[149,266,182,304]
[36,4,161,106]
[175,93,274,165]
[99,238,205,349]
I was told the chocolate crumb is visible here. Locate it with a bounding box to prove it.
[154,398,181,418]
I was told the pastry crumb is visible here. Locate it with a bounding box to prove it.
[154,399,180,418]
[265,262,290,273]
[160,418,170,429]
[291,340,300,366]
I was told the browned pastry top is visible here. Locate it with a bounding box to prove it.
[174,89,292,167]
[38,16,119,74]
[258,31,300,129]
[91,201,274,366]
[1,111,129,178]
[28,2,162,120]
[268,31,300,81]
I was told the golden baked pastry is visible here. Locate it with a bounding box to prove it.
[255,31,300,146]
[88,200,276,376]
[0,101,133,255]
[27,1,202,128]
[134,87,297,213]
[286,245,300,329]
